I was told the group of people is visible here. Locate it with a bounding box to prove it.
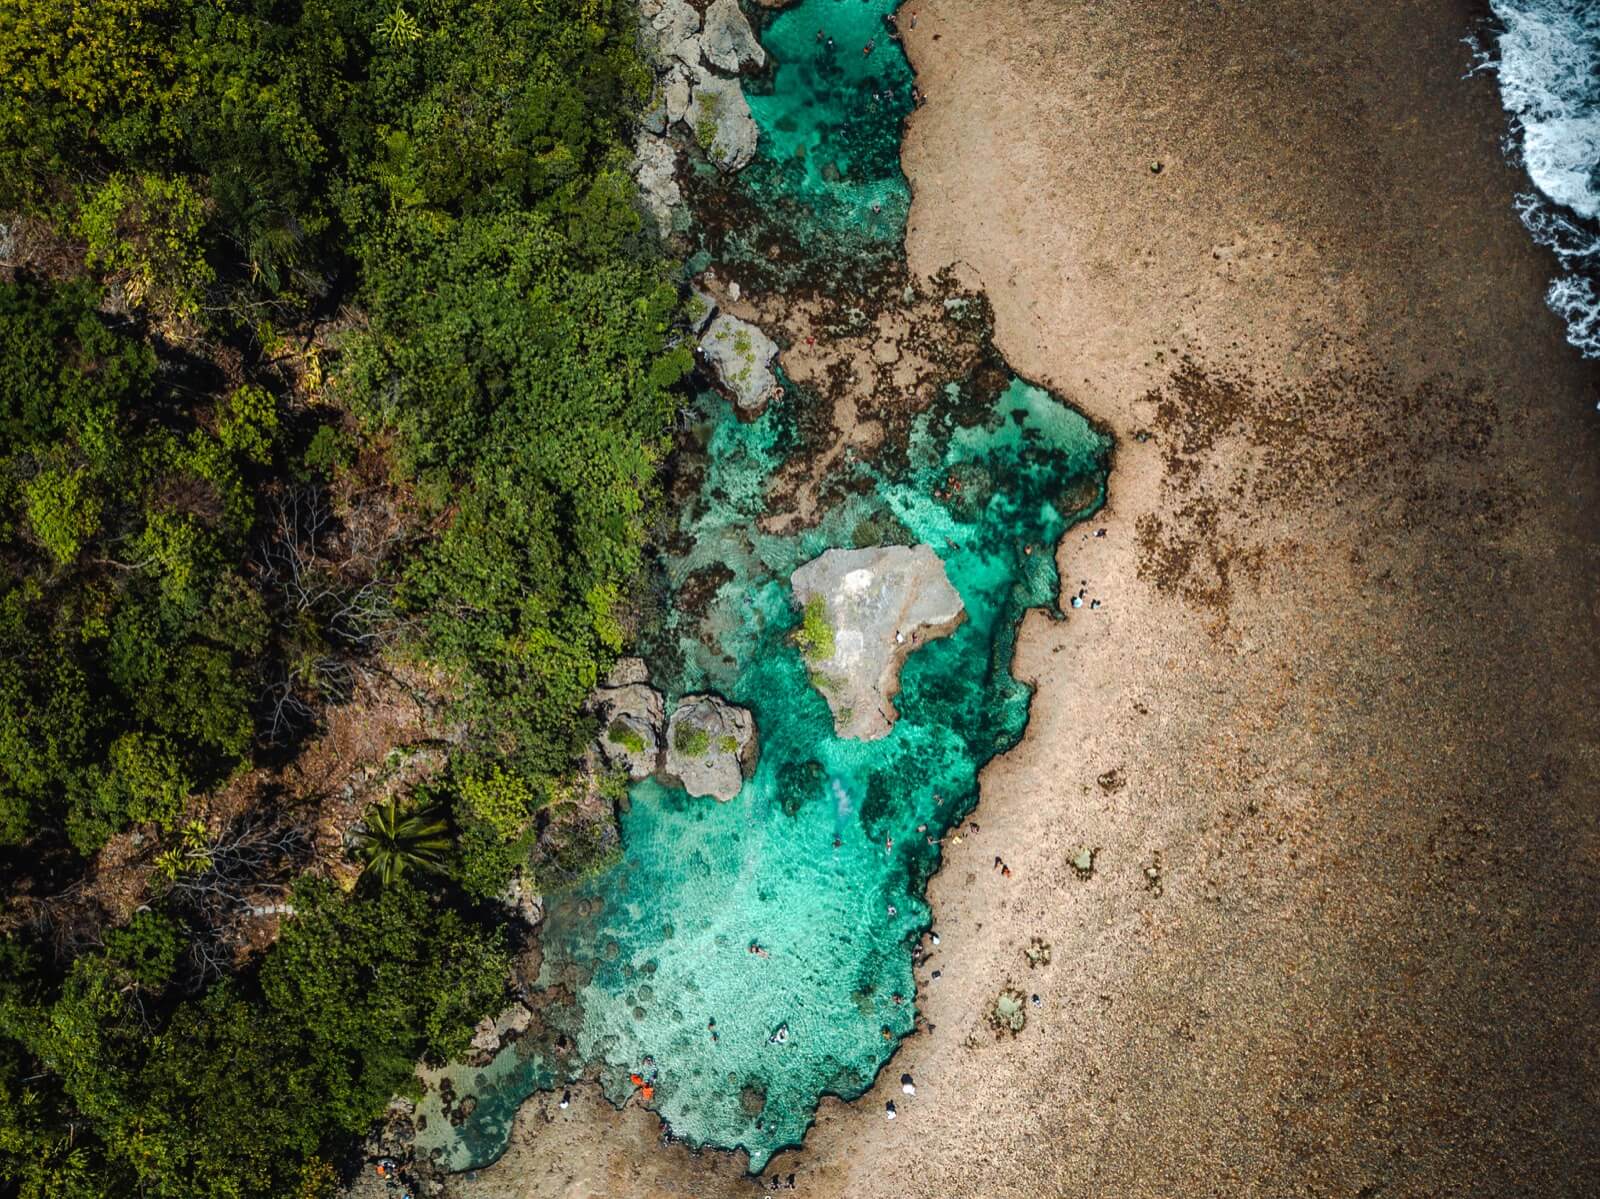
[370,1158,413,1199]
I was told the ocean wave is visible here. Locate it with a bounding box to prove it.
[1488,0,1600,359]
[1547,273,1600,356]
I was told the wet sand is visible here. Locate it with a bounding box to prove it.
[454,0,1600,1194]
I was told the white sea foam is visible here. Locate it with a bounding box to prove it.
[1489,0,1600,358]
[1548,273,1600,355]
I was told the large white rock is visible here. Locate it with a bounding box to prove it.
[699,311,778,412]
[790,545,965,740]
[688,67,759,172]
[700,0,766,74]
[663,694,756,801]
[648,0,702,67]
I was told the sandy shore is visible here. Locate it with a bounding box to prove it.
[453,0,1600,1194]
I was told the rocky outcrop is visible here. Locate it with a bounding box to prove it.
[633,132,684,237]
[470,1003,533,1056]
[687,68,758,172]
[699,311,779,412]
[635,0,762,185]
[497,869,546,928]
[643,0,701,66]
[592,656,665,780]
[663,693,756,801]
[700,0,766,74]
[789,545,965,740]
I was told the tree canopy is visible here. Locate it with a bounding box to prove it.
[0,0,686,1193]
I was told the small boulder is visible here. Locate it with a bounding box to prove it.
[592,657,665,781]
[699,312,779,413]
[990,987,1028,1036]
[470,1016,501,1055]
[663,694,756,801]
[700,0,766,74]
[493,1003,533,1041]
[685,286,719,335]
[663,62,694,125]
[497,869,545,928]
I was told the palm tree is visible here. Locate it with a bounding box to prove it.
[353,796,450,886]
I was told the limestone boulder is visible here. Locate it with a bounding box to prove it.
[699,311,779,412]
[688,68,759,172]
[497,869,546,928]
[493,1004,532,1041]
[663,694,756,801]
[470,1004,534,1056]
[663,62,694,125]
[789,544,965,740]
[700,0,766,74]
[647,0,702,67]
[592,656,665,780]
[686,286,719,335]
[633,131,683,236]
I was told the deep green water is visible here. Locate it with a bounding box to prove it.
[412,0,1109,1176]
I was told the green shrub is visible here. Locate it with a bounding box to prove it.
[794,595,836,661]
[607,720,647,754]
[673,724,710,757]
[450,767,546,899]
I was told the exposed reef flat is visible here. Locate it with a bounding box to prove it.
[789,544,964,740]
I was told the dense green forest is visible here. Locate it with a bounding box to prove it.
[0,1,688,1195]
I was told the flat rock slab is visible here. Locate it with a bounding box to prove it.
[790,544,965,740]
[663,693,757,800]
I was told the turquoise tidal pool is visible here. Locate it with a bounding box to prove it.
[740,0,914,241]
[417,380,1108,1173]
[412,0,1110,1176]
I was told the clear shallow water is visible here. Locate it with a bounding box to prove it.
[540,379,1105,1169]
[412,0,1109,1175]
[686,0,915,282]
[741,0,914,242]
[1487,0,1600,358]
